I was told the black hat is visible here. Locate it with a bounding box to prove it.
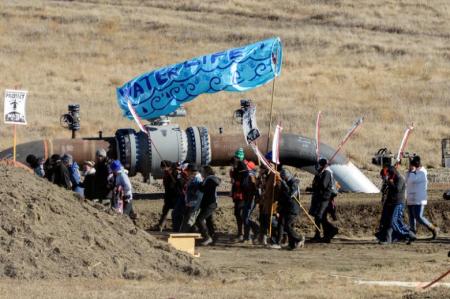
[160,160,173,168]
[410,155,421,167]
[318,158,328,167]
[26,154,37,165]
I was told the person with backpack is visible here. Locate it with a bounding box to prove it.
[62,154,84,197]
[196,165,221,246]
[310,158,339,243]
[406,156,439,239]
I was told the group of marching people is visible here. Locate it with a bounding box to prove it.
[158,148,340,249]
[158,161,221,246]
[375,155,439,244]
[26,146,439,247]
[26,149,137,218]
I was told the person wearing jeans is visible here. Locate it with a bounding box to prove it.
[406,156,439,239]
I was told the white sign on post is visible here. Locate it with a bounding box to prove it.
[4,89,27,125]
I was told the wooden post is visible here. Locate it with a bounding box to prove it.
[13,124,17,163]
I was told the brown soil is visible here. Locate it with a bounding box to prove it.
[135,191,450,239]
[0,165,209,280]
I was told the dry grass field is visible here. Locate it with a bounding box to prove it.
[0,0,449,169]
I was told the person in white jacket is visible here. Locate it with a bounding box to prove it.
[405,156,439,239]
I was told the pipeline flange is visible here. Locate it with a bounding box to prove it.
[115,128,137,176]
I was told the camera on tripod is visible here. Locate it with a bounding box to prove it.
[60,104,80,139]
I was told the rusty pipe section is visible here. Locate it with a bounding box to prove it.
[0,129,379,193]
[210,134,348,167]
[0,138,112,165]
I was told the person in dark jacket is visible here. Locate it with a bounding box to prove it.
[81,161,96,200]
[158,161,179,231]
[180,163,203,232]
[230,157,248,241]
[171,162,188,232]
[375,160,394,242]
[94,148,111,200]
[26,154,45,177]
[271,169,305,250]
[196,165,221,245]
[380,164,416,244]
[48,154,72,190]
[310,158,338,243]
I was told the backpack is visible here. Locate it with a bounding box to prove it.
[327,169,339,198]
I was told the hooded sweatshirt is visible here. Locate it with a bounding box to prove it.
[406,167,428,205]
[200,175,221,208]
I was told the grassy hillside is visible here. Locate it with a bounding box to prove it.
[0,0,449,169]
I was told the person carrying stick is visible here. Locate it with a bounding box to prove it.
[309,158,339,243]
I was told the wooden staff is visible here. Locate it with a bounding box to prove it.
[421,268,450,290]
[293,187,322,234]
[266,77,276,152]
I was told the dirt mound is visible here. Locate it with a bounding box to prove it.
[0,165,209,279]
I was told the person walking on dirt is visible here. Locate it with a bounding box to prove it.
[257,152,280,246]
[94,148,111,200]
[406,156,439,239]
[171,162,189,232]
[81,161,96,200]
[310,158,339,243]
[48,154,72,190]
[230,157,248,241]
[381,163,416,244]
[26,154,45,178]
[62,154,84,197]
[242,161,259,243]
[180,163,203,232]
[158,161,180,231]
[271,168,305,250]
[375,160,394,242]
[196,165,221,246]
[110,160,136,218]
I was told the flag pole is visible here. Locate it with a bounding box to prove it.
[266,77,276,152]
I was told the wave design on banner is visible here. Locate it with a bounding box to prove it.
[117,37,282,120]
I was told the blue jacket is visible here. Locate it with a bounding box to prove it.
[68,162,84,195]
[185,173,203,210]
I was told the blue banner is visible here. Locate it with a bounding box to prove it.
[117,37,282,120]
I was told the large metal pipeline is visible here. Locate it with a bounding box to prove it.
[0,125,379,193]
